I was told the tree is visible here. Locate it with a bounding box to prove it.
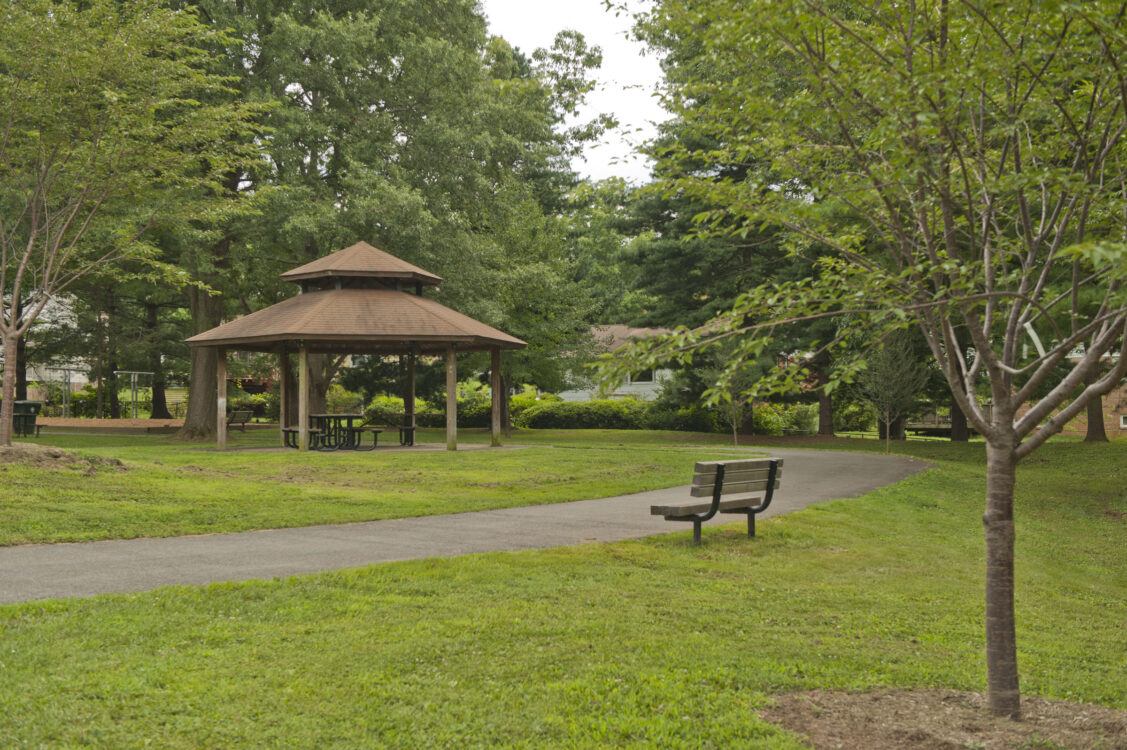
[606,0,1127,717]
[0,0,261,445]
[852,333,929,453]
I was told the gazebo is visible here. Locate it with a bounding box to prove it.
[186,241,527,450]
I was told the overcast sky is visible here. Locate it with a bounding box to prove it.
[478,0,666,184]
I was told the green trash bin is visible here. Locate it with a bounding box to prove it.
[13,400,43,438]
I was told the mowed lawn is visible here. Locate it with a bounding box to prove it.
[0,429,750,546]
[0,434,1123,747]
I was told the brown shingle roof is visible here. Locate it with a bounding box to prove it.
[185,288,525,353]
[279,241,442,286]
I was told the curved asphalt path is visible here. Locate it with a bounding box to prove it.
[0,448,928,604]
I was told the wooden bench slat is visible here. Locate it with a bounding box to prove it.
[651,497,770,517]
[688,479,780,497]
[691,467,777,485]
[692,458,783,475]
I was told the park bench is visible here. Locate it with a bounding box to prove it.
[651,458,782,545]
[348,425,384,451]
[226,410,254,431]
[282,427,322,449]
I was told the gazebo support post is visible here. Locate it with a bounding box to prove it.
[216,347,227,450]
[277,348,288,446]
[404,349,416,440]
[446,344,457,451]
[491,347,502,447]
[298,343,310,451]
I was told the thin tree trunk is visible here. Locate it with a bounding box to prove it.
[984,435,1021,718]
[1083,376,1108,442]
[106,289,120,419]
[14,298,27,401]
[501,375,511,437]
[815,354,834,435]
[0,332,18,446]
[146,302,172,420]
[950,392,970,441]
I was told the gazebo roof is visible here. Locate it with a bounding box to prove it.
[279,241,442,286]
[186,287,526,353]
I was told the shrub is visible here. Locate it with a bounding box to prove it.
[510,391,560,421]
[516,399,648,430]
[640,405,723,433]
[326,384,365,414]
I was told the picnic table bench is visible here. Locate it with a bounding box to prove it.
[226,410,254,431]
[651,458,782,545]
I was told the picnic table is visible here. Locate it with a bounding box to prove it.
[309,414,381,451]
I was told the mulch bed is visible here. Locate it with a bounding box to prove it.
[760,689,1127,749]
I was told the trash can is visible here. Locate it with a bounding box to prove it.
[13,400,43,437]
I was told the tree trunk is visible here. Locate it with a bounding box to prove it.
[106,289,120,419]
[307,353,330,415]
[501,375,511,437]
[950,392,970,442]
[14,297,27,401]
[147,303,172,419]
[984,436,1021,718]
[0,332,18,446]
[180,286,223,439]
[815,354,834,435]
[1083,375,1108,442]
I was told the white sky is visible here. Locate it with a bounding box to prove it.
[479,0,666,185]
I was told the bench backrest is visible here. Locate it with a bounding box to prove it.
[229,410,252,420]
[690,458,783,497]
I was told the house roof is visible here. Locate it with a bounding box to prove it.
[186,287,526,353]
[592,324,673,351]
[279,241,442,286]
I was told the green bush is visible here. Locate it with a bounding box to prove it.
[326,385,365,414]
[640,405,722,433]
[510,391,560,421]
[516,399,649,430]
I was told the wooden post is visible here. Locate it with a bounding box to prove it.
[404,348,416,435]
[298,343,309,451]
[446,344,457,451]
[277,348,288,446]
[216,347,227,450]
[491,347,502,447]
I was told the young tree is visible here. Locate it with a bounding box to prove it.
[853,333,930,453]
[606,0,1127,717]
[0,0,260,445]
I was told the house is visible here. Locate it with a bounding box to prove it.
[557,324,674,402]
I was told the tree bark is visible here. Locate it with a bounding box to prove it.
[180,286,223,439]
[146,302,172,419]
[14,298,27,401]
[1083,376,1108,442]
[501,375,512,437]
[950,392,970,441]
[984,435,1021,718]
[815,354,834,435]
[106,289,120,419]
[0,333,18,446]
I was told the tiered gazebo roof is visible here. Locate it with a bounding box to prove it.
[186,241,525,353]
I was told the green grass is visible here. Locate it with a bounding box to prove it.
[0,429,755,546]
[0,436,1123,747]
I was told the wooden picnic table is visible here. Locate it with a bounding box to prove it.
[309,413,368,451]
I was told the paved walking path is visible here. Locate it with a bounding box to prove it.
[0,448,928,604]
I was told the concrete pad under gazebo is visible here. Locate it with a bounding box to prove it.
[186,241,526,450]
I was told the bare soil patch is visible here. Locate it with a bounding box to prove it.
[0,443,125,473]
[760,689,1127,749]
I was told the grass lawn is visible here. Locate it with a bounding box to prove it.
[0,434,1123,746]
[0,429,755,546]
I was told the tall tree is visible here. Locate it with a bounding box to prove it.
[0,0,260,445]
[607,0,1127,717]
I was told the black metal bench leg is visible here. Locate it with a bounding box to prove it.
[693,520,702,546]
[748,512,756,538]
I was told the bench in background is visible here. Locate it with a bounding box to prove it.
[651,458,782,545]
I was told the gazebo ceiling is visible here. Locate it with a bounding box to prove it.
[279,241,442,286]
[185,287,526,353]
